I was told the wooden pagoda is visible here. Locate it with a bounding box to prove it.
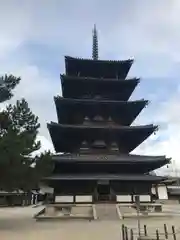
[44,26,171,203]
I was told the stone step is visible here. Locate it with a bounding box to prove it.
[95,204,119,220]
[71,206,92,215]
[119,206,137,214]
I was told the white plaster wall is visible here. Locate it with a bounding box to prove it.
[132,195,151,202]
[139,195,151,202]
[151,186,156,194]
[75,195,92,202]
[158,186,168,200]
[116,195,131,202]
[55,196,73,203]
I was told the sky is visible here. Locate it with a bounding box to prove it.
[0,0,180,175]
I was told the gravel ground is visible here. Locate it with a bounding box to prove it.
[0,206,180,240]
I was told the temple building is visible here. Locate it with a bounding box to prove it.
[44,26,171,204]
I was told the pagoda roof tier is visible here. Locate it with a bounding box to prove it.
[52,154,170,174]
[47,122,158,153]
[52,153,170,163]
[61,75,139,101]
[65,56,133,79]
[54,96,148,125]
[44,173,167,183]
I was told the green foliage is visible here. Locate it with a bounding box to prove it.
[5,99,41,154]
[28,152,54,191]
[0,75,21,103]
[0,92,53,191]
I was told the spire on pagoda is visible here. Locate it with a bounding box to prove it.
[92,24,98,60]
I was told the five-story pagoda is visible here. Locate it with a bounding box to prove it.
[45,26,170,203]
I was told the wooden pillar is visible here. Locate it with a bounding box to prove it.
[93,184,98,203]
[73,195,76,204]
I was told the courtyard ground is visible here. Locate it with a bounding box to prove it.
[0,206,180,240]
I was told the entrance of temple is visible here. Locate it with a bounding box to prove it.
[97,180,110,202]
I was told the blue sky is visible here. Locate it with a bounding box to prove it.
[0,0,180,174]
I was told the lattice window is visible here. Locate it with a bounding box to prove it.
[94,95,101,100]
[81,141,89,149]
[110,142,119,151]
[93,115,103,121]
[91,140,107,149]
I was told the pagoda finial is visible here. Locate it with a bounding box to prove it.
[92,24,98,60]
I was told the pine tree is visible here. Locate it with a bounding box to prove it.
[0,74,21,103]
[0,74,21,134]
[0,92,53,191]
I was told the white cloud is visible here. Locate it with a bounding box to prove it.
[133,91,180,175]
[0,0,179,59]
[2,63,60,139]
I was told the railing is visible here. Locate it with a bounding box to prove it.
[121,223,178,240]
